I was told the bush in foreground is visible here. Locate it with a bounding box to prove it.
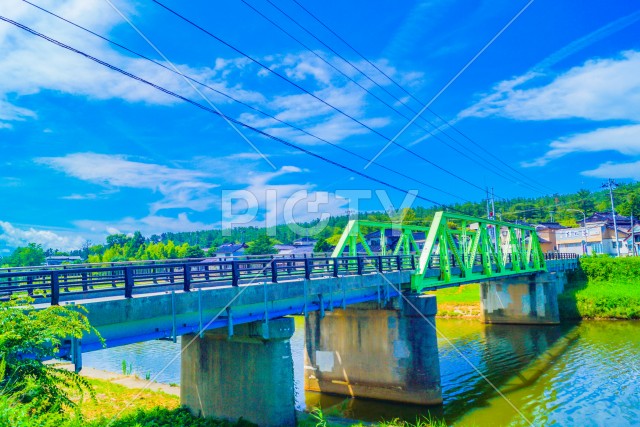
[0,297,102,416]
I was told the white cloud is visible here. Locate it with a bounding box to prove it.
[247,52,422,144]
[222,166,348,228]
[280,51,335,85]
[532,10,640,72]
[582,161,640,180]
[304,114,390,144]
[0,221,85,251]
[523,124,640,167]
[0,1,420,149]
[0,99,36,125]
[0,0,262,127]
[263,83,391,144]
[35,152,218,213]
[461,50,640,122]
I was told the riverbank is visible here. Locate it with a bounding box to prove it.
[562,256,640,319]
[426,284,481,318]
[62,366,446,427]
[428,269,640,320]
[559,279,640,319]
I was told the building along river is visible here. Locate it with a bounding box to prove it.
[83,316,640,426]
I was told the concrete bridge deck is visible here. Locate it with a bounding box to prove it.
[0,253,578,354]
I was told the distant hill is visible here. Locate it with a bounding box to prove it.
[155,182,640,247]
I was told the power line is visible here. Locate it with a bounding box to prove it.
[19,0,469,203]
[150,0,495,196]
[241,0,546,195]
[290,0,555,194]
[0,14,469,212]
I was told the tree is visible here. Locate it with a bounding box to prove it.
[5,244,45,267]
[617,191,640,217]
[106,234,129,248]
[0,296,102,415]
[575,189,596,215]
[125,231,145,258]
[184,245,205,258]
[245,235,277,255]
[313,237,332,253]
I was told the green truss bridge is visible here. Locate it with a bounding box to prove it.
[332,211,571,292]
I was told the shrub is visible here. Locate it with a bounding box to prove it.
[579,255,640,283]
[0,296,102,415]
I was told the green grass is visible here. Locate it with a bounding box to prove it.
[429,284,480,304]
[299,407,449,427]
[426,284,481,317]
[2,376,451,427]
[559,279,640,319]
[558,257,640,319]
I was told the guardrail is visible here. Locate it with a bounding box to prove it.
[0,252,580,306]
[545,252,580,272]
[543,253,581,260]
[0,254,415,305]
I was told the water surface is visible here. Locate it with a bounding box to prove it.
[83,318,640,426]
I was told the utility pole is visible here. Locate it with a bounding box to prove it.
[491,187,498,252]
[490,187,496,221]
[603,179,621,257]
[485,187,491,219]
[632,210,637,256]
[486,187,498,251]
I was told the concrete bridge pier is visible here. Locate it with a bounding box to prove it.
[304,294,442,405]
[481,272,567,325]
[180,317,296,427]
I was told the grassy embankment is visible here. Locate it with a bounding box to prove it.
[559,256,640,319]
[426,256,640,320]
[426,284,481,318]
[0,374,447,427]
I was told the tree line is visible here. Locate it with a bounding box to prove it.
[2,182,639,267]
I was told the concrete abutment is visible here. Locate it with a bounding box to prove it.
[304,294,442,405]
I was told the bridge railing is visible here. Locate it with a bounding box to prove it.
[544,252,580,272]
[543,253,580,261]
[0,254,415,305]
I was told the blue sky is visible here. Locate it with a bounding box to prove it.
[1,0,639,251]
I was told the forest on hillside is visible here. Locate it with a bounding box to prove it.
[2,182,639,267]
[157,182,640,246]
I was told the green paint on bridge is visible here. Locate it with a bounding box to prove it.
[331,211,547,293]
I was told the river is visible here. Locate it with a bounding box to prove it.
[82,317,640,426]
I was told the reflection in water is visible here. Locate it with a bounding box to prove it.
[83,317,640,426]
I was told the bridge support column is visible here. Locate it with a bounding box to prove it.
[304,294,442,405]
[180,317,296,427]
[481,272,566,325]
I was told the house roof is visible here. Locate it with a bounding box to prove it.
[586,212,636,226]
[293,237,317,246]
[364,229,402,239]
[215,243,247,254]
[535,222,565,230]
[364,229,427,241]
